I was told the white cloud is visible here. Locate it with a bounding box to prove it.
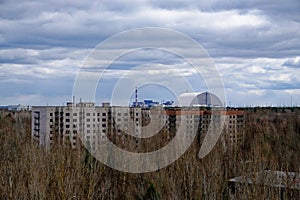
[283,57,300,68]
[0,0,299,106]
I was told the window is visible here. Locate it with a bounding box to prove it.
[87,124,90,128]
[66,124,70,128]
[73,113,77,116]
[50,113,53,116]
[73,119,77,122]
[66,113,70,116]
[87,118,90,122]
[66,119,70,122]
[86,113,90,116]
[102,113,106,116]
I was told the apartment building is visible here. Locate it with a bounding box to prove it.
[32,102,245,150]
[32,102,142,151]
[162,107,245,148]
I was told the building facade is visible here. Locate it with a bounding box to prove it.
[32,103,245,151]
[32,102,142,151]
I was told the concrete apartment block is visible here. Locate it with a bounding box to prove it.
[32,103,245,150]
[32,102,143,150]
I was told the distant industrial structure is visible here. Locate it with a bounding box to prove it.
[131,91,222,108]
[31,92,245,151]
[131,87,173,108]
[174,92,223,107]
[0,104,31,111]
[132,99,173,108]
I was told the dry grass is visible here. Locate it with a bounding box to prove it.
[0,108,300,199]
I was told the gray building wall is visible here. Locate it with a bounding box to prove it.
[32,104,245,150]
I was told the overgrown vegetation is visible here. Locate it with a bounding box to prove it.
[0,108,300,199]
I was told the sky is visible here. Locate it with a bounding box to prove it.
[0,0,300,107]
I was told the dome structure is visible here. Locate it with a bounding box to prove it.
[174,92,223,107]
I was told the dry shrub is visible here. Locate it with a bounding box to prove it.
[0,108,300,199]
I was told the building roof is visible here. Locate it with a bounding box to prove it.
[229,170,300,190]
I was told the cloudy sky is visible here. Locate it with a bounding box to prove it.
[1,0,300,106]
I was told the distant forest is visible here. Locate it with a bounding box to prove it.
[0,108,300,199]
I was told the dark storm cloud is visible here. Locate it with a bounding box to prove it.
[150,0,300,20]
[1,0,299,57]
[0,0,299,105]
[148,0,300,58]
[0,0,126,48]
